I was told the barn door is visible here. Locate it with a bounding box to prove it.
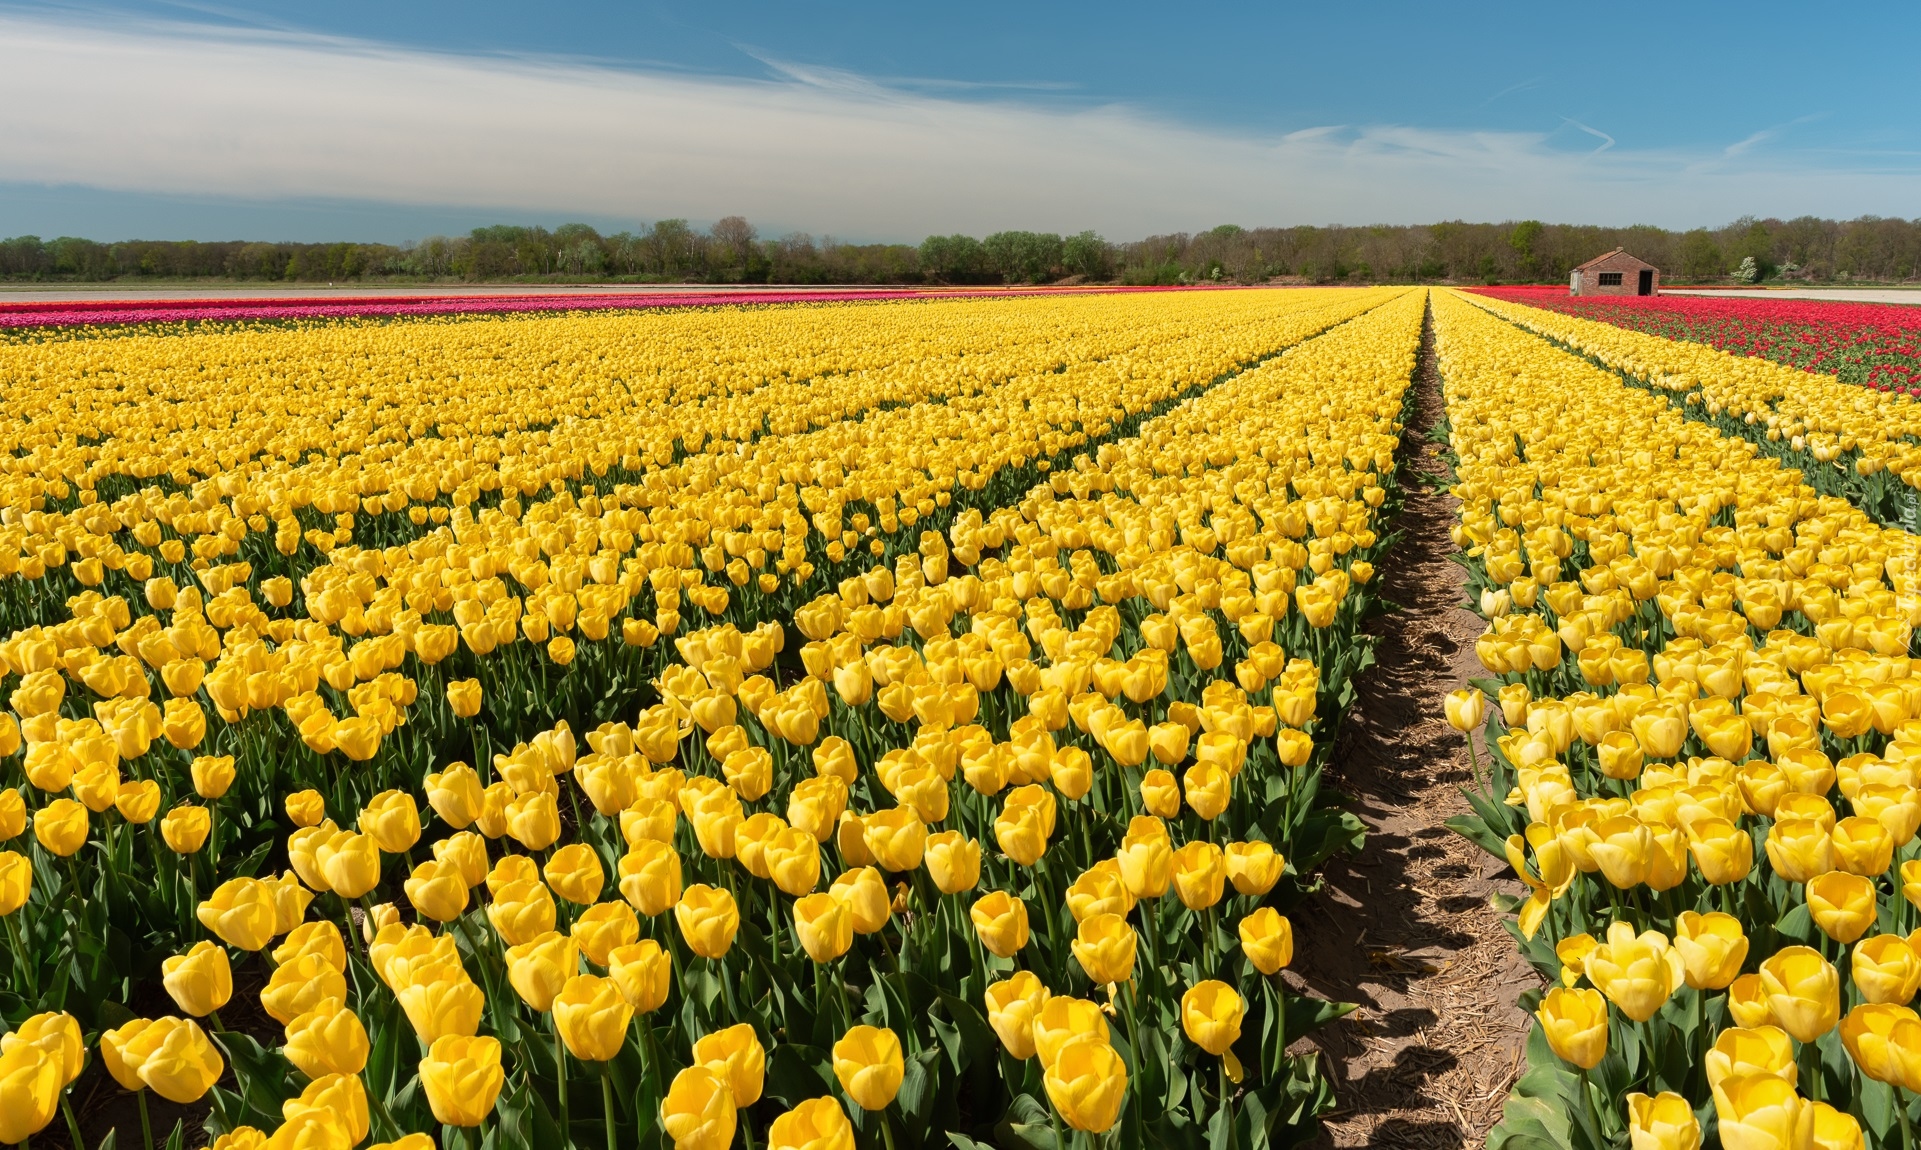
[1637,270,1653,295]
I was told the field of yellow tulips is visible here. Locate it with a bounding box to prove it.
[1435,285,1921,1150]
[0,286,1423,1149]
[1467,291,1921,533]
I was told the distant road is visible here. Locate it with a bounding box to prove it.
[1665,288,1921,305]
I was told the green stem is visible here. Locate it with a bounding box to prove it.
[61,1093,86,1150]
[556,1021,570,1137]
[138,1088,155,1150]
[603,1066,618,1150]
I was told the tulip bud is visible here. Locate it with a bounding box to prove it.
[1623,1091,1700,1150]
[283,997,370,1079]
[970,890,1029,957]
[768,1097,855,1150]
[1043,1035,1127,1133]
[984,970,1051,1060]
[0,851,32,917]
[1238,907,1293,975]
[447,679,484,719]
[608,939,672,1013]
[675,884,740,959]
[0,1042,62,1146]
[924,831,981,895]
[505,931,578,1012]
[1536,986,1608,1069]
[662,1066,736,1150]
[1713,1073,1812,1150]
[161,940,233,1017]
[692,1022,765,1106]
[832,1025,904,1111]
[830,866,891,935]
[1760,946,1842,1043]
[793,893,854,964]
[554,973,635,1062]
[419,1034,505,1127]
[197,877,278,951]
[1673,911,1749,991]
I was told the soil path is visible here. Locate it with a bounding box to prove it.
[1291,298,1540,1148]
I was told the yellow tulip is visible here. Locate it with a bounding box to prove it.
[1585,921,1684,1023]
[1139,769,1181,818]
[830,867,891,935]
[1854,934,1921,1005]
[0,1043,62,1146]
[661,1066,736,1150]
[675,884,740,959]
[319,830,382,900]
[1806,871,1877,944]
[924,831,981,895]
[130,1016,224,1103]
[505,931,579,1012]
[970,890,1030,958]
[190,754,236,800]
[0,1012,82,1090]
[197,877,278,951]
[1238,907,1293,975]
[0,851,33,916]
[1033,996,1110,1069]
[1712,1073,1812,1150]
[419,1034,505,1127]
[1071,913,1138,985]
[618,839,683,917]
[544,842,606,905]
[36,798,89,857]
[1760,946,1842,1043]
[161,940,233,1017]
[1840,1003,1921,1091]
[1536,986,1608,1069]
[1181,980,1245,1080]
[262,952,348,1025]
[1170,840,1226,910]
[447,678,484,719]
[280,1075,370,1144]
[1223,840,1283,897]
[570,901,639,968]
[1706,1025,1796,1096]
[692,1022,765,1106]
[832,1025,904,1111]
[403,858,470,924]
[1673,911,1748,991]
[793,893,854,964]
[487,877,558,946]
[1444,688,1486,733]
[767,1096,855,1150]
[1727,973,1777,1029]
[608,940,672,1013]
[1044,1035,1128,1133]
[554,973,635,1061]
[984,970,1051,1060]
[1623,1091,1701,1150]
[283,997,370,1079]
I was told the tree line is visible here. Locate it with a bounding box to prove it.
[2,214,1918,285]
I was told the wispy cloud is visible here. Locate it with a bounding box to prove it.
[1560,118,1617,155]
[0,10,1914,238]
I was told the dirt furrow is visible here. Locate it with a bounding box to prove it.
[1290,297,1540,1148]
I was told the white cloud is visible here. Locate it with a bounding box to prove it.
[0,10,1916,237]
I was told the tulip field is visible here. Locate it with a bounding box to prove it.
[0,286,1430,1149]
[1436,283,1921,1150]
[1476,287,1921,396]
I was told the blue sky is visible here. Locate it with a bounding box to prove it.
[2,0,1918,242]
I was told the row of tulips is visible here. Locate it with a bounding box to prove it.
[1430,286,1921,1150]
[1465,291,1921,532]
[0,286,1425,1147]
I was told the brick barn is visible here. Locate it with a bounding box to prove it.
[1570,248,1659,296]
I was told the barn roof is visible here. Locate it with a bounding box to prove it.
[1574,248,1656,272]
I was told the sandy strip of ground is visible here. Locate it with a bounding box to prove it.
[1665,288,1921,305]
